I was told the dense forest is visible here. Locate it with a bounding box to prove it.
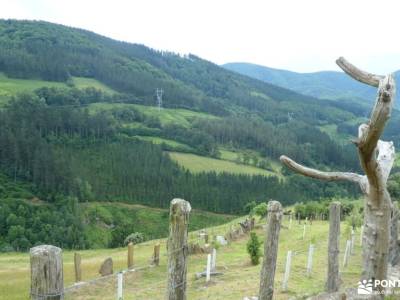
[1,20,398,251]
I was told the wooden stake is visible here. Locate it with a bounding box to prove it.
[127,242,134,269]
[259,201,283,300]
[306,244,314,277]
[343,240,351,268]
[351,229,355,255]
[117,272,123,300]
[166,198,191,300]
[211,248,217,271]
[153,243,161,266]
[74,252,82,283]
[282,250,292,292]
[206,254,211,282]
[30,245,64,300]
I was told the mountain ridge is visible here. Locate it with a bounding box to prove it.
[222,62,400,107]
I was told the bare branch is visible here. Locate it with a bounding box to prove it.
[359,75,396,157]
[336,57,384,87]
[280,155,364,183]
[355,75,396,189]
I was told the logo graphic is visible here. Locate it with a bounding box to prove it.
[358,279,373,295]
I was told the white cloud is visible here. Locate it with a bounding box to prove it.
[1,0,399,73]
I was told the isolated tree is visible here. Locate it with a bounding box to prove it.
[280,57,396,290]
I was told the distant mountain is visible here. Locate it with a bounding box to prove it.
[222,62,400,107]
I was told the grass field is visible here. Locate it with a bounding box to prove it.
[0,217,363,300]
[89,103,218,127]
[0,73,116,104]
[168,152,277,177]
[133,136,194,151]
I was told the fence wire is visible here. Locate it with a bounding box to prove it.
[63,219,364,300]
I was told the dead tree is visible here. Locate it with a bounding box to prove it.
[280,57,396,288]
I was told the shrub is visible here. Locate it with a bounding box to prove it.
[124,232,145,246]
[246,232,262,265]
[252,203,268,219]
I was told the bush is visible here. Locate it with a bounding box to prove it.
[124,232,145,246]
[252,203,268,219]
[246,232,262,265]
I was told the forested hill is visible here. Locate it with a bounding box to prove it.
[222,62,400,107]
[1,19,399,251]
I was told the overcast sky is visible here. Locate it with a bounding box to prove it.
[1,0,399,73]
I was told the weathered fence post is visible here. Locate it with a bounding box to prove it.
[288,214,292,230]
[343,240,351,268]
[30,245,64,300]
[153,243,161,266]
[127,242,134,269]
[306,244,314,277]
[302,224,306,240]
[166,198,191,300]
[117,271,123,300]
[74,252,82,283]
[259,201,283,300]
[206,254,211,282]
[326,202,340,293]
[282,250,292,292]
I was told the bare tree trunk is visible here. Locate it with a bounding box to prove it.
[280,57,396,291]
[389,202,400,266]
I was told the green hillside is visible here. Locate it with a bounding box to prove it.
[0,19,379,252]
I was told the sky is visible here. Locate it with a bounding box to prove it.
[1,0,399,73]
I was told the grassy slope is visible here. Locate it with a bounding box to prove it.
[168,152,280,177]
[0,218,363,300]
[88,102,218,127]
[83,202,235,248]
[0,73,116,104]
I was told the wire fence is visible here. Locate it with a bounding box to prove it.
[61,217,364,300]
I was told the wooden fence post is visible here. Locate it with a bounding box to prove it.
[74,252,82,283]
[259,200,283,300]
[288,214,292,230]
[153,243,160,266]
[306,244,314,277]
[30,245,64,300]
[343,240,351,268]
[127,242,134,269]
[302,224,306,240]
[166,198,191,300]
[282,250,292,292]
[326,202,340,293]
